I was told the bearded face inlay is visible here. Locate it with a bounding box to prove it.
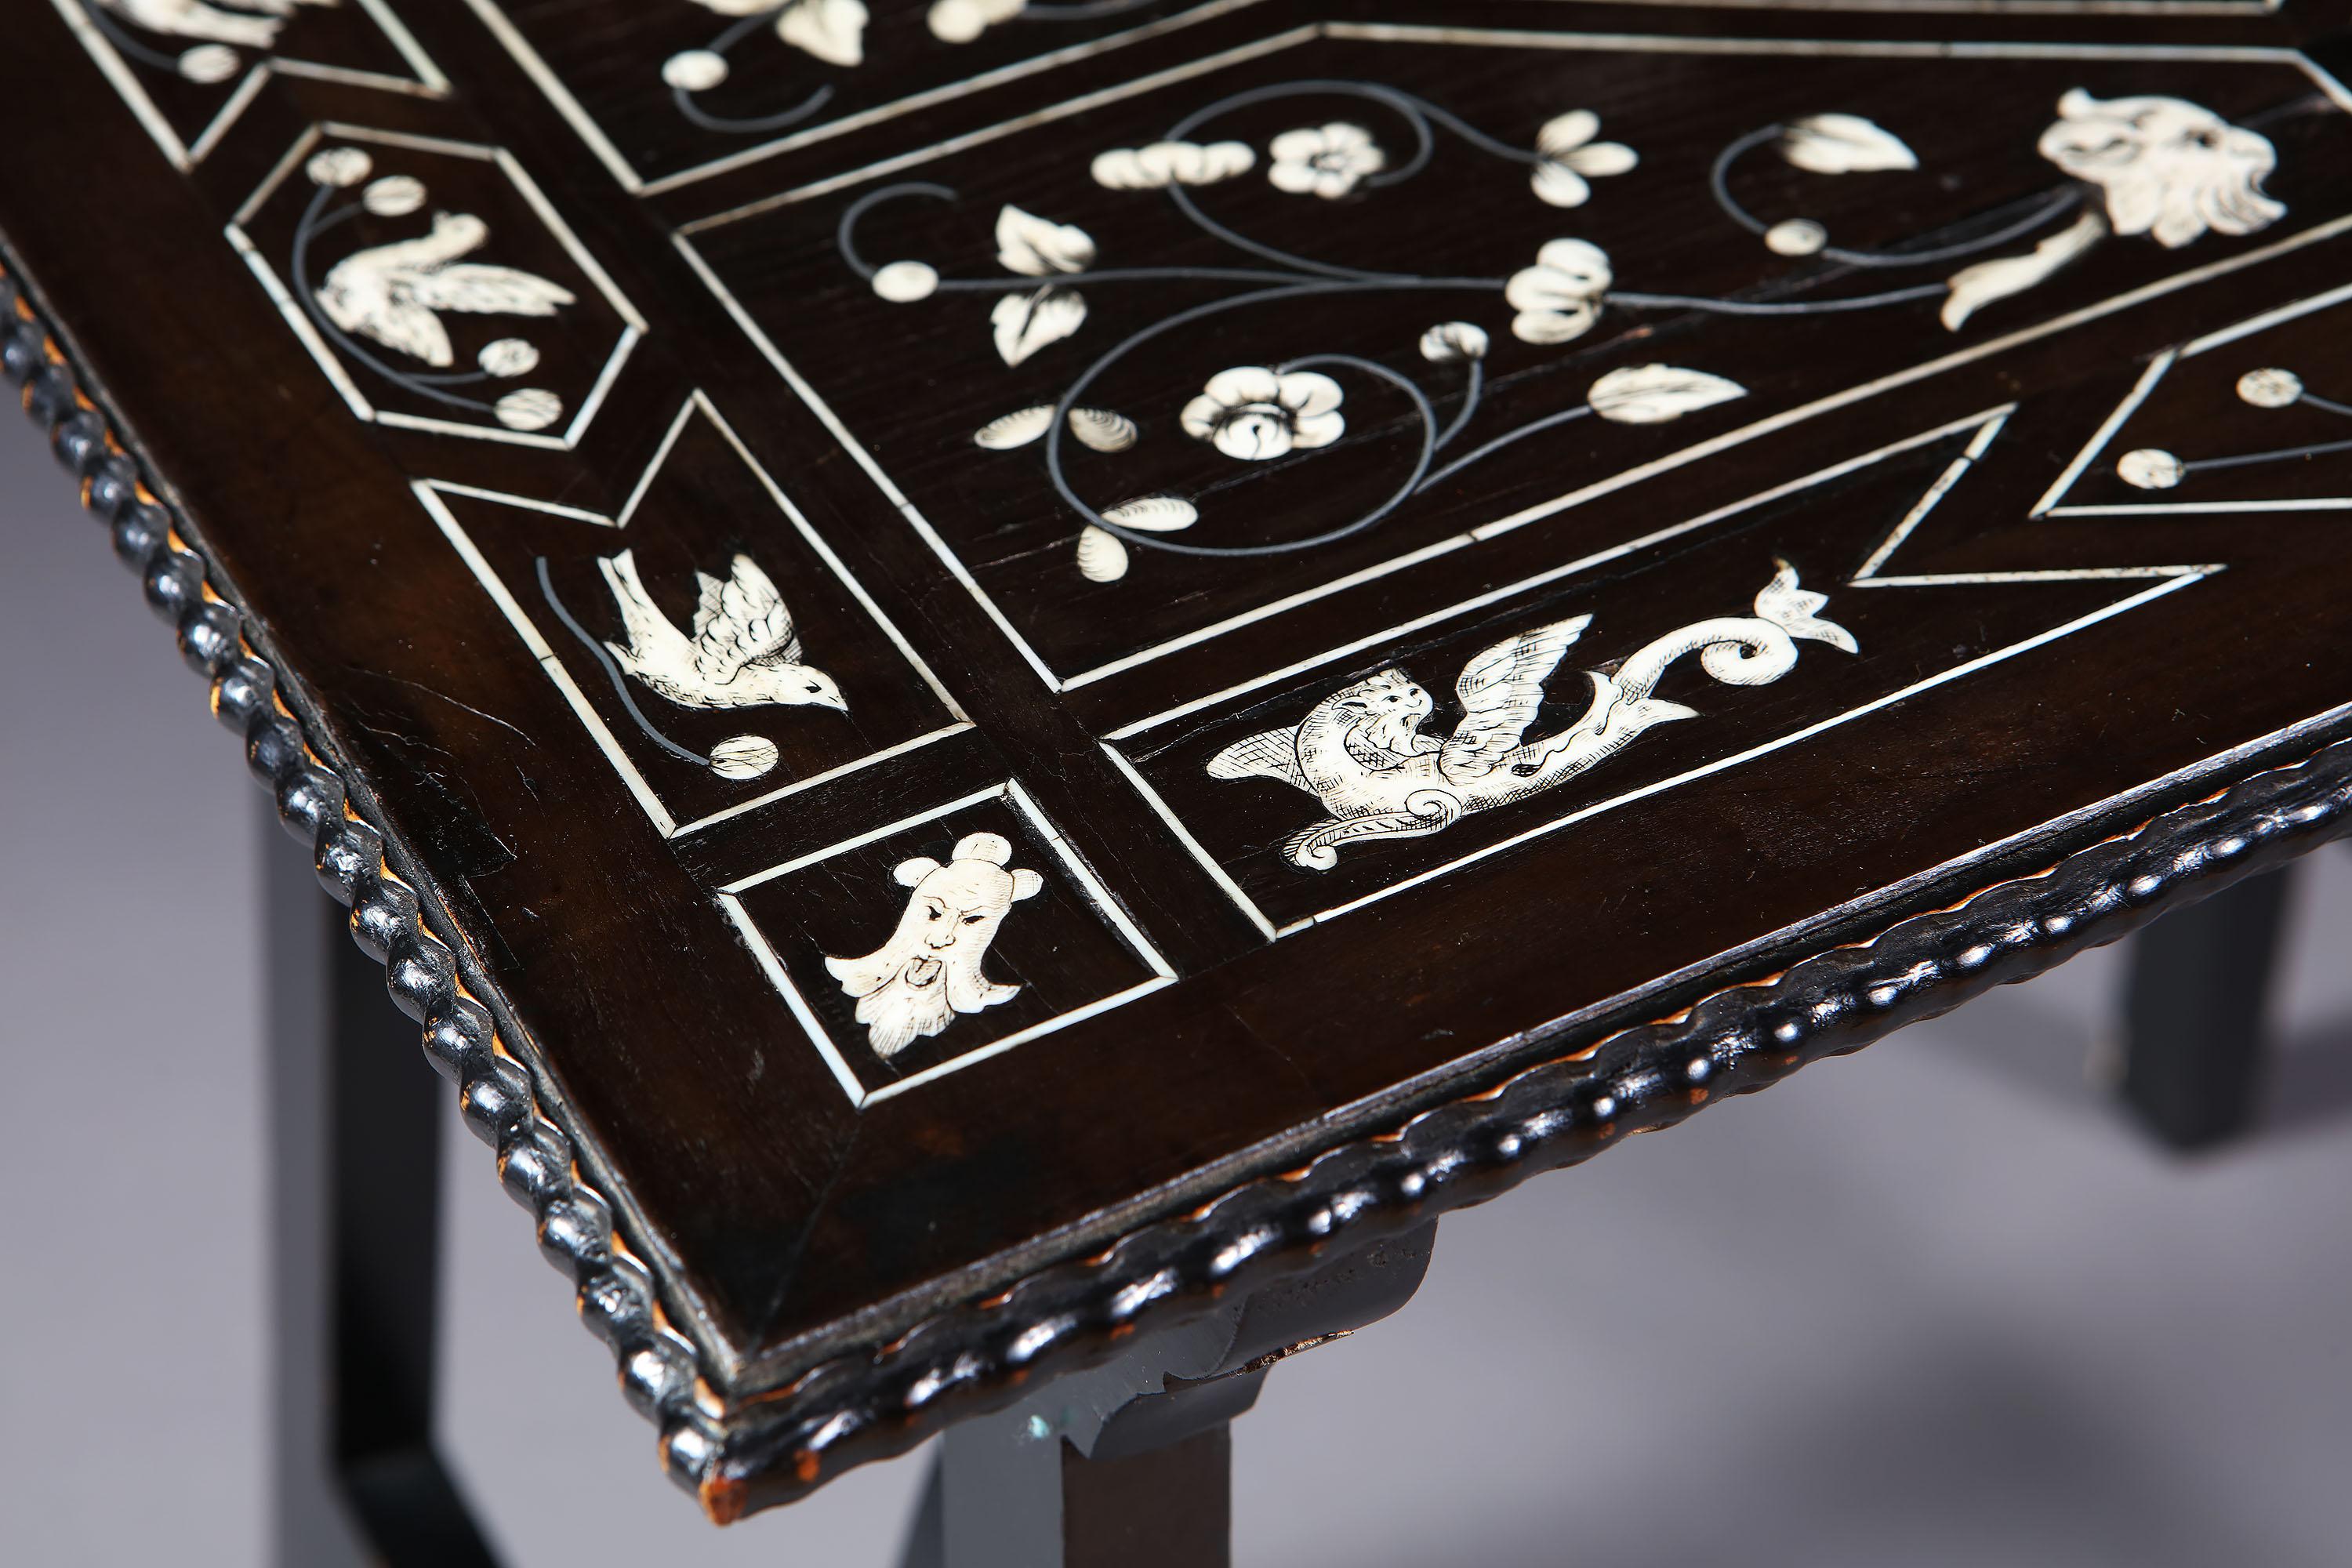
[825,832,1045,1058]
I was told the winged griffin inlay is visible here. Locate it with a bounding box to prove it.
[1210,563,1857,869]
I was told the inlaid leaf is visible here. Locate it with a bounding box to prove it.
[990,287,1086,366]
[1587,365,1746,424]
[974,405,1054,449]
[996,205,1096,277]
[1102,496,1196,532]
[1777,114,1918,174]
[1068,407,1138,453]
[1076,526,1130,582]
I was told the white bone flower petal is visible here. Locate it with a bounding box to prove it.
[1505,238,1612,345]
[995,205,1096,276]
[1420,321,1490,363]
[2037,89,2285,250]
[1076,526,1129,583]
[990,286,1087,365]
[1530,110,1639,209]
[1180,366,1345,461]
[1777,114,1918,175]
[1267,123,1385,200]
[1587,365,1747,424]
[1091,140,1255,190]
[775,0,867,67]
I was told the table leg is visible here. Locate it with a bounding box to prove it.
[897,1223,1436,1568]
[2118,862,2293,1150]
[264,803,502,1566]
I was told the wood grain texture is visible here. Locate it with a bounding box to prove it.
[9,0,2352,1518]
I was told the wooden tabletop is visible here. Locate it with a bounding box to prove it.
[10,0,2352,1523]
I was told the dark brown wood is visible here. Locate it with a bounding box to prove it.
[10,0,2352,1524]
[1060,1428,1232,1568]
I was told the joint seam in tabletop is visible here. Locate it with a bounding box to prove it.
[0,256,735,1508]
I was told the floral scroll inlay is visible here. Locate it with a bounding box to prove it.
[834,75,2292,593]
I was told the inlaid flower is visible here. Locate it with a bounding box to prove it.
[2038,89,2285,250]
[1267,123,1385,201]
[1530,111,1638,209]
[1091,140,1256,191]
[1180,367,1345,461]
[990,205,1097,365]
[1505,239,1612,345]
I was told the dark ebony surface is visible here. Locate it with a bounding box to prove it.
[10,0,2352,1518]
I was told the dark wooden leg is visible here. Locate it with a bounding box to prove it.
[2119,862,2293,1150]
[899,1223,1436,1568]
[266,803,502,1566]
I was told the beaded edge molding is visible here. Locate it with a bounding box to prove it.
[0,267,730,1496]
[15,249,2352,1520]
[703,715,2352,1516]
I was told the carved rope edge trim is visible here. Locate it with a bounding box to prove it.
[16,254,2352,1520]
[0,265,731,1500]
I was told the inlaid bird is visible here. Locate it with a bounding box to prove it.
[314,211,575,368]
[100,0,332,48]
[596,550,847,713]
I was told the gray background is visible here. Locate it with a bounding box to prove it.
[4,405,2350,1566]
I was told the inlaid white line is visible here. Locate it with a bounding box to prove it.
[1106,410,2002,741]
[720,785,1008,892]
[679,25,1323,229]
[1854,411,2013,580]
[2053,499,2352,515]
[1098,745,1279,942]
[1007,777,1178,979]
[717,891,867,1105]
[642,0,1276,199]
[417,483,680,837]
[672,233,1065,692]
[2184,280,2352,358]
[2031,351,2175,517]
[693,391,970,724]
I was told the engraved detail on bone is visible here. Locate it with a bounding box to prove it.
[826,833,1045,1058]
[1208,562,1857,869]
